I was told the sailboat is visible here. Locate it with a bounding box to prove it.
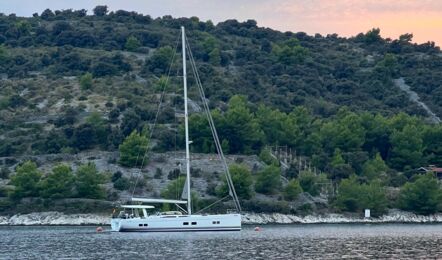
[111,27,241,232]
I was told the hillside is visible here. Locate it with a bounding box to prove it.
[0,7,441,216]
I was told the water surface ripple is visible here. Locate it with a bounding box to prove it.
[1,224,441,259]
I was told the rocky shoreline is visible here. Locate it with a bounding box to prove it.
[1,210,442,226]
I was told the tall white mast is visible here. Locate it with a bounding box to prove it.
[182,26,192,215]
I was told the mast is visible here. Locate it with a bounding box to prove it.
[182,26,192,215]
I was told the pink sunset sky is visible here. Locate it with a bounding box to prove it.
[2,0,442,46]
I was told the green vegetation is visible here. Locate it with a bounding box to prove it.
[119,130,149,167]
[79,72,93,90]
[39,164,74,198]
[255,165,281,195]
[10,161,42,199]
[0,7,441,216]
[284,179,303,201]
[298,171,327,196]
[218,164,254,199]
[335,176,388,216]
[74,163,106,199]
[125,36,141,52]
[399,173,441,214]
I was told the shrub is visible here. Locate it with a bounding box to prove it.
[284,179,303,201]
[255,165,281,195]
[125,36,141,51]
[113,177,131,191]
[335,176,388,216]
[10,161,42,199]
[111,171,122,182]
[79,72,93,90]
[75,163,105,199]
[399,173,441,215]
[39,164,74,199]
[217,164,253,200]
[119,130,149,167]
[298,171,327,196]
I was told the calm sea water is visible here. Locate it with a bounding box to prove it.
[1,224,441,259]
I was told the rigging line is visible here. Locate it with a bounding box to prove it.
[130,33,181,197]
[185,38,238,205]
[186,42,239,209]
[195,195,230,214]
[185,36,241,212]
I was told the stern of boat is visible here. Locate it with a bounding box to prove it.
[111,219,121,232]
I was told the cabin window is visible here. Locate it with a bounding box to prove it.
[191,222,197,225]
[217,221,220,224]
[212,221,216,224]
[139,224,142,227]
[183,222,189,225]
[143,224,148,226]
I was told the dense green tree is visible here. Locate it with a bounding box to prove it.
[399,173,441,214]
[10,161,42,199]
[218,164,253,199]
[208,48,221,65]
[363,28,382,44]
[223,95,264,154]
[39,164,74,198]
[75,163,105,199]
[319,110,366,153]
[119,130,149,167]
[362,153,389,180]
[255,165,281,195]
[125,36,141,52]
[422,125,442,165]
[113,177,131,191]
[330,149,345,167]
[298,171,328,196]
[272,38,308,64]
[258,147,279,166]
[399,33,413,43]
[335,176,387,215]
[93,5,108,16]
[148,46,174,74]
[284,179,303,201]
[390,125,424,170]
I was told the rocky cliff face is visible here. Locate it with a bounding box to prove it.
[1,210,442,226]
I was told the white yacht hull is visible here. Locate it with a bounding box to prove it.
[111,214,241,232]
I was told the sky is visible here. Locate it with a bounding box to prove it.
[1,0,441,46]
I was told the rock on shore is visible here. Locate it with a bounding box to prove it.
[1,210,442,226]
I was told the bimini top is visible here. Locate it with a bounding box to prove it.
[121,205,155,209]
[131,197,187,204]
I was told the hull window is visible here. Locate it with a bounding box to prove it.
[143,224,148,226]
[191,222,197,225]
[183,222,189,225]
[138,224,142,227]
